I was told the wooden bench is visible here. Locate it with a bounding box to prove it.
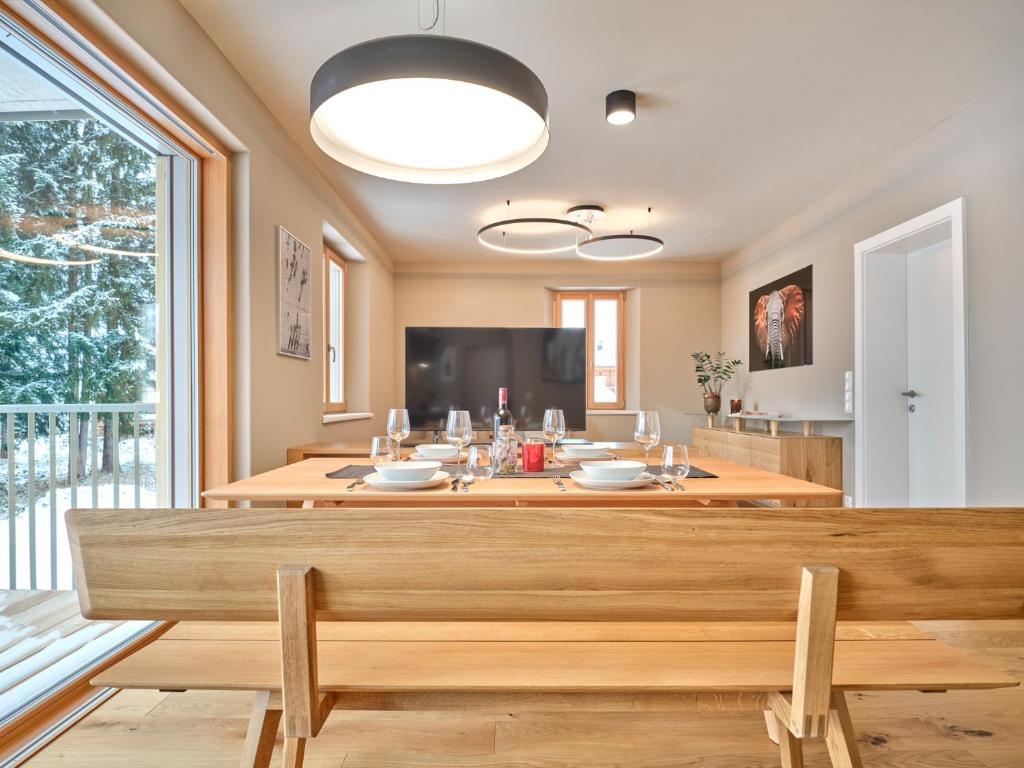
[68,506,1022,767]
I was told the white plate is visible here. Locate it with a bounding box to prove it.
[414,444,459,457]
[409,451,467,464]
[364,470,450,491]
[579,460,648,481]
[377,460,441,481]
[555,450,613,462]
[560,444,613,458]
[568,471,655,490]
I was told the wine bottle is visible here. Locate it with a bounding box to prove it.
[492,387,513,437]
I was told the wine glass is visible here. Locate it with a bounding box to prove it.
[542,408,566,466]
[386,408,410,459]
[466,446,494,484]
[445,410,473,480]
[369,436,396,468]
[634,410,661,463]
[659,444,690,489]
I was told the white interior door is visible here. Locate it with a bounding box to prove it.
[907,240,958,505]
[854,199,966,507]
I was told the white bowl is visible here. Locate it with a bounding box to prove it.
[579,460,647,481]
[414,444,458,457]
[376,461,441,482]
[561,443,612,458]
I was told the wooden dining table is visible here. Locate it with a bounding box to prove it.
[203,456,844,508]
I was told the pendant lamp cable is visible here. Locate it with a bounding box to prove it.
[418,0,445,33]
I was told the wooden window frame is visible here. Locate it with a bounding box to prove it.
[323,244,347,413]
[0,1,234,759]
[552,290,626,410]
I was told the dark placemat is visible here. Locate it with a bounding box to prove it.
[326,463,717,480]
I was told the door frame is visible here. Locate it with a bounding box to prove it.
[853,197,966,506]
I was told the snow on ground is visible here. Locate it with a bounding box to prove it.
[2,435,157,590]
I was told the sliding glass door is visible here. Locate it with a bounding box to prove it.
[0,13,197,725]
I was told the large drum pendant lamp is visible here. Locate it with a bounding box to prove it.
[310,35,549,184]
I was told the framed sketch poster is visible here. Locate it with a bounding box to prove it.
[277,226,312,359]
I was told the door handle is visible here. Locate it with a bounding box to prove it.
[900,390,919,398]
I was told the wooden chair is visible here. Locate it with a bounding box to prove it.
[68,506,1022,767]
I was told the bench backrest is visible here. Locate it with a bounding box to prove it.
[68,506,1024,623]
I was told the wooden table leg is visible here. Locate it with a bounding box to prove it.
[778,715,805,768]
[283,737,306,768]
[825,691,863,768]
[239,691,281,768]
[763,709,780,744]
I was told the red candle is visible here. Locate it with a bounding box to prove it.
[522,441,545,472]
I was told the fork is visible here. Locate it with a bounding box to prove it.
[346,477,364,492]
[552,476,566,492]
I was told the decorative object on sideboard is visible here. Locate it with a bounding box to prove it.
[691,352,742,425]
[749,265,813,371]
[730,398,743,415]
[308,3,548,184]
[277,226,311,360]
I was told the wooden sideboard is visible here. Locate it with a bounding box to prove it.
[692,426,842,498]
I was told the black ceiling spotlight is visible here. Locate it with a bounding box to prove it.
[605,89,636,125]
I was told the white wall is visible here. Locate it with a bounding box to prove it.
[71,0,397,477]
[721,72,1024,504]
[394,259,722,443]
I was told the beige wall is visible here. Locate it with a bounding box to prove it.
[721,72,1024,503]
[73,0,397,477]
[394,260,722,444]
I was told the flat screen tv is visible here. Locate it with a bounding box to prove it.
[405,327,587,431]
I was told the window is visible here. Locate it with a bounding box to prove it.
[553,291,625,410]
[323,244,347,412]
[0,16,200,727]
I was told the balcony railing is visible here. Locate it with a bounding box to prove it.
[1,403,157,590]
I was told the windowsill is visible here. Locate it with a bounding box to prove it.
[587,409,640,416]
[322,411,373,424]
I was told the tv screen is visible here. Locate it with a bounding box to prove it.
[405,327,587,431]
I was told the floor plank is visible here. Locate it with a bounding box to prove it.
[25,620,1024,768]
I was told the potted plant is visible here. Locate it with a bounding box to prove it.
[691,352,742,416]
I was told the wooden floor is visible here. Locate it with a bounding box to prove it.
[26,620,1024,767]
[0,590,145,726]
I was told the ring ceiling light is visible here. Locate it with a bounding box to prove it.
[0,246,99,267]
[310,35,549,184]
[53,232,155,258]
[477,217,591,255]
[576,233,664,261]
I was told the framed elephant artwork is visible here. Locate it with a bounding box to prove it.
[749,265,813,371]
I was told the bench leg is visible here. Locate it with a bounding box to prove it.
[763,710,781,744]
[825,691,863,768]
[283,737,306,768]
[777,715,804,768]
[240,691,281,768]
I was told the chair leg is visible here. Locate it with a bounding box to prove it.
[825,691,863,768]
[763,709,781,744]
[239,691,281,768]
[777,715,804,768]
[283,737,306,768]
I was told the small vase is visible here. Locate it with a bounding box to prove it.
[703,394,722,416]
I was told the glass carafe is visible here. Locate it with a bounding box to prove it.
[492,424,522,475]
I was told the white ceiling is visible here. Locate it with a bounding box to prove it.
[179,0,1024,263]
